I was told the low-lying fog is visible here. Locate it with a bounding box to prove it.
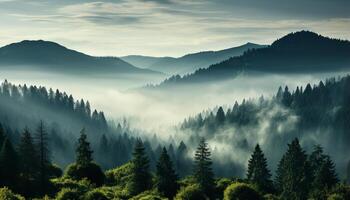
[1,69,348,135]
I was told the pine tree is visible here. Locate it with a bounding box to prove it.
[18,128,39,196]
[309,145,338,198]
[129,139,151,195]
[0,123,5,150]
[246,144,273,193]
[312,157,338,191]
[193,138,215,197]
[0,138,18,189]
[35,120,50,193]
[76,128,93,167]
[155,147,179,199]
[275,138,311,200]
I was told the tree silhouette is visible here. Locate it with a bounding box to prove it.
[155,147,179,199]
[246,144,273,193]
[193,138,215,197]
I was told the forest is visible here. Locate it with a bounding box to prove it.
[0,75,349,199]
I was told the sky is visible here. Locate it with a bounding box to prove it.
[0,0,350,57]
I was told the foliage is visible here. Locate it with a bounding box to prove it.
[223,182,263,200]
[263,194,280,200]
[215,178,234,199]
[155,147,179,199]
[76,129,93,167]
[83,189,108,200]
[105,162,133,187]
[0,187,24,200]
[65,162,105,186]
[55,188,81,200]
[129,190,166,200]
[128,139,152,195]
[174,184,206,200]
[246,144,273,193]
[275,138,311,200]
[193,138,215,197]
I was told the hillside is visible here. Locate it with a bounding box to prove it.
[0,40,159,74]
[122,43,265,75]
[156,31,350,86]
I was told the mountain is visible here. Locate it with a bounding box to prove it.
[0,40,159,74]
[157,31,350,86]
[122,43,266,75]
[120,55,175,69]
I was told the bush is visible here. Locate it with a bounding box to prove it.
[65,162,105,186]
[264,194,280,200]
[51,177,93,193]
[216,178,234,199]
[329,184,350,200]
[175,184,206,200]
[47,164,63,178]
[224,182,263,200]
[129,190,166,200]
[105,162,133,187]
[83,189,108,200]
[0,187,25,200]
[327,193,344,200]
[55,188,81,200]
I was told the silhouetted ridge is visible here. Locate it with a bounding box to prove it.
[153,31,350,87]
[0,40,159,74]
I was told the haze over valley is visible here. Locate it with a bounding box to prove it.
[0,1,350,199]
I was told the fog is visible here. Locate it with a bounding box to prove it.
[2,69,350,177]
[1,69,348,134]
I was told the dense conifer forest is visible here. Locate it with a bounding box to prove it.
[0,76,349,199]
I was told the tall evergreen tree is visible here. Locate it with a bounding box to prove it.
[193,138,215,197]
[18,128,39,196]
[76,128,93,167]
[35,120,50,193]
[309,145,338,198]
[275,138,311,200]
[246,144,273,193]
[155,147,179,199]
[0,123,5,150]
[0,138,18,189]
[129,139,151,195]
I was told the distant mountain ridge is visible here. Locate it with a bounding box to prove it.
[122,43,266,75]
[0,40,159,74]
[155,31,350,86]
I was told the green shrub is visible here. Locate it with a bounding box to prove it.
[174,184,206,200]
[216,178,234,199]
[224,182,263,200]
[55,188,81,200]
[327,193,344,200]
[65,162,105,186]
[329,184,350,200]
[264,193,280,200]
[129,190,166,200]
[83,189,108,200]
[178,176,196,188]
[48,164,63,178]
[51,177,93,196]
[105,162,133,187]
[0,187,25,200]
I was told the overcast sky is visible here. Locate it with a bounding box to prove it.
[0,0,349,57]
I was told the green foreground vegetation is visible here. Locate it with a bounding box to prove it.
[0,123,349,200]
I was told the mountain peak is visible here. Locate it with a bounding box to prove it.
[5,40,67,51]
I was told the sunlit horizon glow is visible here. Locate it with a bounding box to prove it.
[0,0,349,57]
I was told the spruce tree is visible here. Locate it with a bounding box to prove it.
[0,138,18,189]
[155,147,179,199]
[246,144,273,193]
[35,120,50,194]
[76,128,93,167]
[0,123,5,149]
[312,157,338,191]
[309,145,338,198]
[193,138,215,197]
[18,128,39,196]
[275,138,311,200]
[129,139,151,195]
